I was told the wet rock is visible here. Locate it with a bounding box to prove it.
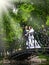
[28,56,47,63]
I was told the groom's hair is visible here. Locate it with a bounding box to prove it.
[25,26,28,29]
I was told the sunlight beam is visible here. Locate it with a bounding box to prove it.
[0,0,14,16]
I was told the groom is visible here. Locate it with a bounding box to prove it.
[24,26,29,49]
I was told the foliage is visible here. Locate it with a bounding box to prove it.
[46,16,49,26]
[3,12,23,50]
[16,3,35,24]
[0,0,49,51]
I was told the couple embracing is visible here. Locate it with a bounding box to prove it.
[24,26,41,49]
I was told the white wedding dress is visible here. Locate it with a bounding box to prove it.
[27,28,41,49]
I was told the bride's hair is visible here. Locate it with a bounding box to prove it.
[29,26,32,30]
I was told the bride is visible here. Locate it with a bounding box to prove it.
[28,26,41,49]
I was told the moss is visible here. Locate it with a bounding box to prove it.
[0,63,2,65]
[0,56,3,60]
[39,63,49,65]
[38,54,49,61]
